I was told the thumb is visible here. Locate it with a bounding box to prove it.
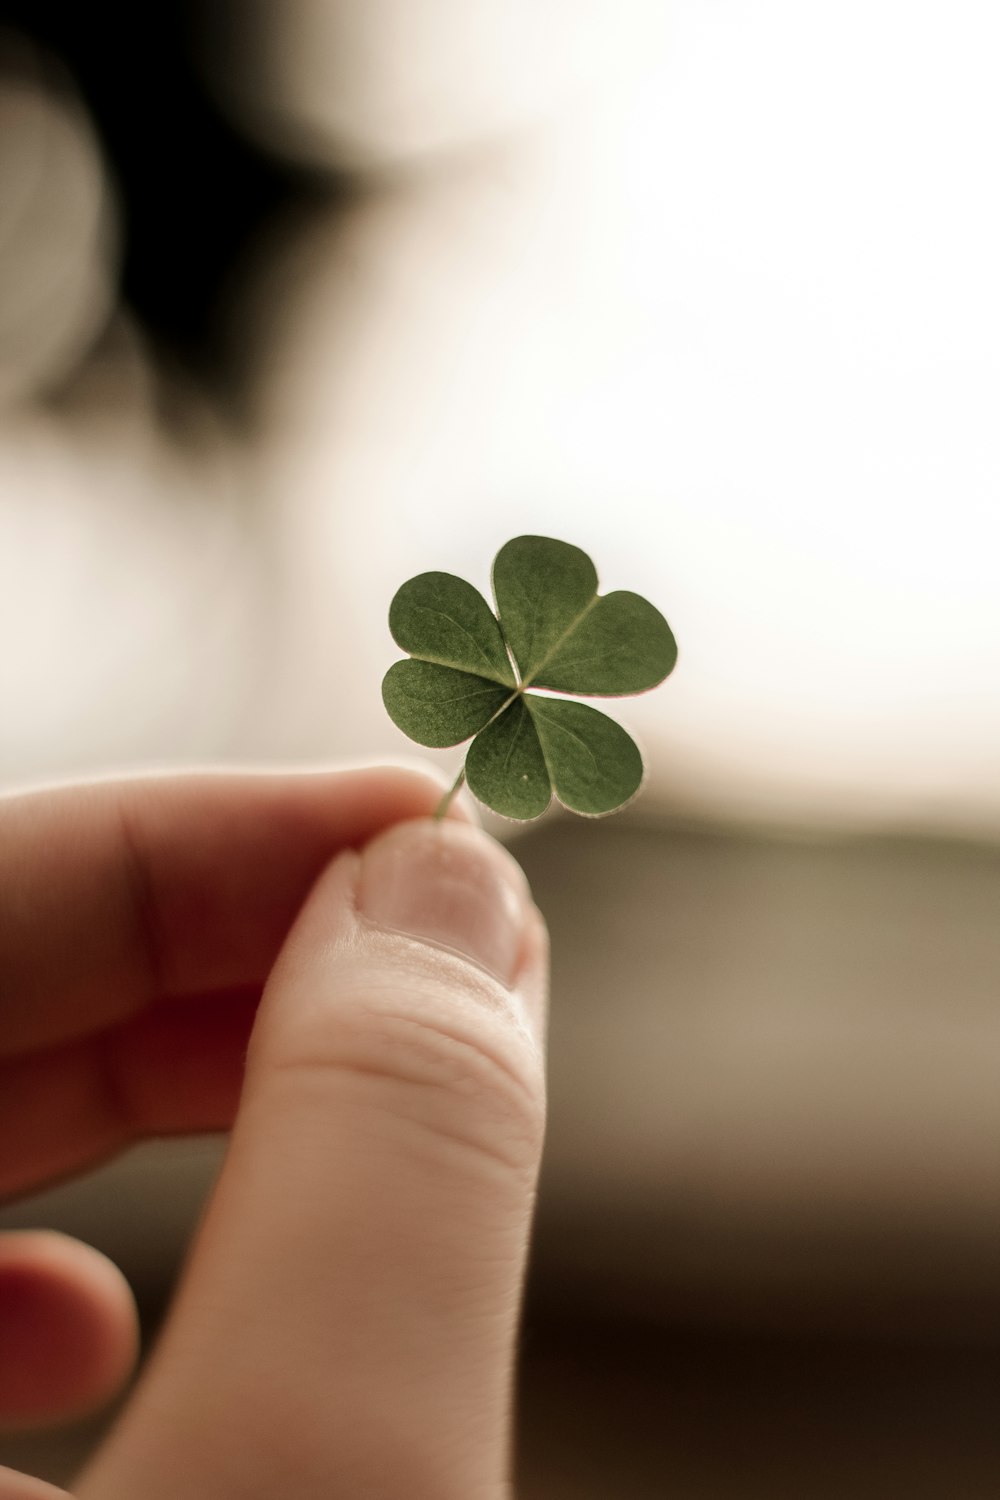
[76,819,548,1500]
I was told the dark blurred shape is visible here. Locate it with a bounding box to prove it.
[0,0,325,383]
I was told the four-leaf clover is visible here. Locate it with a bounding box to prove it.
[382,535,677,820]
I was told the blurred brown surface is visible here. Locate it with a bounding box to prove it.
[4,1311,1000,1498]
[5,814,998,1333]
[2,814,999,1492]
[512,815,1000,1342]
[516,1313,1000,1500]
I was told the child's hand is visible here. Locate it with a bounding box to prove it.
[0,767,548,1500]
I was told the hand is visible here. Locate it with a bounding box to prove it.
[0,766,548,1500]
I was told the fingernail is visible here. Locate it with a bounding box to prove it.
[357,820,531,987]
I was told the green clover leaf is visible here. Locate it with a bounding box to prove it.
[382,536,678,820]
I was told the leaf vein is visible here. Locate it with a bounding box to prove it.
[522,594,600,686]
[408,686,500,706]
[414,607,506,679]
[527,699,600,773]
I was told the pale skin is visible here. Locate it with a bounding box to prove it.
[0,765,548,1500]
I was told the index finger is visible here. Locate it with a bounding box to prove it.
[0,765,470,1057]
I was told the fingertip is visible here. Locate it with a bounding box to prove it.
[0,1464,73,1498]
[0,1233,139,1431]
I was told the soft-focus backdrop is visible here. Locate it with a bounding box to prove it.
[1,3,999,1493]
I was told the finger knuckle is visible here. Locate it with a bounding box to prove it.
[268,962,546,1178]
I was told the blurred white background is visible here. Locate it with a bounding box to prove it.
[2,0,998,835]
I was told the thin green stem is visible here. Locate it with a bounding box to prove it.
[433,765,467,821]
